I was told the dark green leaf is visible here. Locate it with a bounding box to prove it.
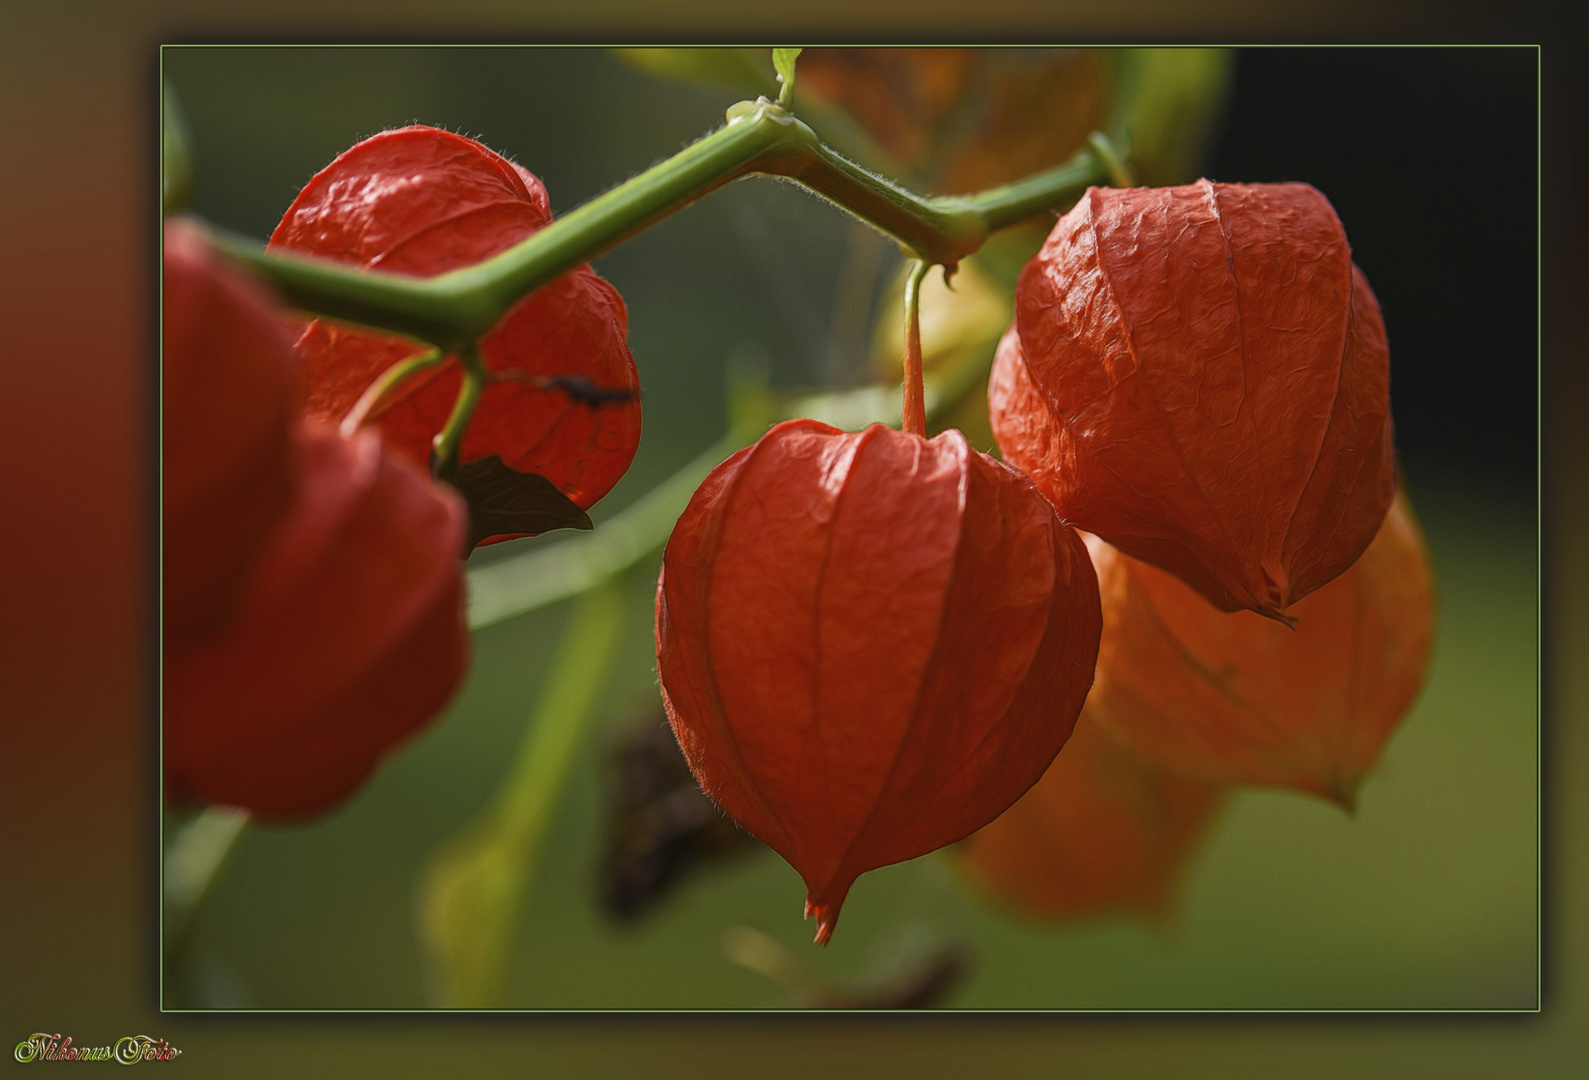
[436,455,592,551]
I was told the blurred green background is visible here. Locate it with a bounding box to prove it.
[160,47,1538,1010]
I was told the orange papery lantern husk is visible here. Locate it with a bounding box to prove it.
[269,126,641,539]
[163,218,297,639]
[1010,181,1396,620]
[1077,493,1435,806]
[992,318,1434,802]
[165,420,469,820]
[656,419,1102,943]
[954,707,1229,924]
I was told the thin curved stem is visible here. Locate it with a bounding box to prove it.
[431,344,486,471]
[1087,130,1137,188]
[340,346,444,437]
[212,101,1113,352]
[418,578,631,1006]
[901,260,932,438]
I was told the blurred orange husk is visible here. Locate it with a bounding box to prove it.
[953,706,1229,925]
[1082,490,1437,807]
[797,48,1104,194]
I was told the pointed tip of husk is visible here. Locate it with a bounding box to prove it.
[1325,771,1364,816]
[804,896,841,946]
[1256,604,1299,629]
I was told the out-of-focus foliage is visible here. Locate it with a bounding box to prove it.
[417,583,629,1007]
[1103,49,1234,186]
[162,80,192,215]
[613,47,776,99]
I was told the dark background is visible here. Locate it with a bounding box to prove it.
[2,8,1581,1078]
[1207,47,1537,494]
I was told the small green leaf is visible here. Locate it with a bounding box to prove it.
[772,48,803,108]
[437,455,592,551]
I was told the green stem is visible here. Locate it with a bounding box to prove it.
[418,579,630,1007]
[722,925,849,1007]
[340,346,444,437]
[962,146,1111,231]
[430,344,485,471]
[212,103,1112,351]
[162,806,250,999]
[1087,130,1137,188]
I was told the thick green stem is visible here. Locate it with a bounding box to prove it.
[214,101,810,350]
[213,101,1112,351]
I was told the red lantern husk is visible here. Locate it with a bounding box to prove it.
[163,218,297,639]
[1009,181,1395,619]
[954,706,1228,923]
[269,126,641,536]
[165,420,469,820]
[656,419,1102,943]
[1080,491,1435,806]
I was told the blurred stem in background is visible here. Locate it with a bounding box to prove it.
[418,578,631,1007]
[161,805,248,1003]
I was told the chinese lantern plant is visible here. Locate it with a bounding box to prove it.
[992,302,1436,803]
[172,49,1441,978]
[163,217,297,640]
[166,125,652,818]
[1080,495,1435,805]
